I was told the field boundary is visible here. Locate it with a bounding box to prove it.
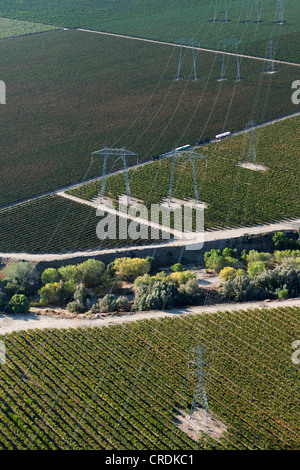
[1,110,299,214]
[76,28,300,67]
[0,297,299,335]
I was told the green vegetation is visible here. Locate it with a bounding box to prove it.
[70,116,300,232]
[0,30,298,208]
[0,305,299,449]
[0,17,57,39]
[0,0,299,61]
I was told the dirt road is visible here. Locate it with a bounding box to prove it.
[0,297,299,335]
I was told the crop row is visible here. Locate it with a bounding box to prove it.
[0,306,299,449]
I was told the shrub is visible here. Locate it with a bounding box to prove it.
[38,282,62,305]
[115,296,131,311]
[9,294,30,314]
[272,232,299,250]
[39,281,75,306]
[67,301,86,314]
[219,267,237,282]
[4,282,25,296]
[255,267,300,299]
[58,264,81,283]
[179,278,201,297]
[278,288,289,300]
[235,269,248,278]
[95,294,117,313]
[41,268,60,285]
[204,249,238,273]
[246,250,274,266]
[106,262,115,277]
[219,277,265,302]
[78,259,106,288]
[0,290,6,311]
[248,261,267,278]
[134,274,153,288]
[3,262,39,289]
[171,263,183,272]
[222,248,237,258]
[146,256,158,274]
[73,285,89,305]
[134,281,181,311]
[166,271,196,286]
[114,257,150,281]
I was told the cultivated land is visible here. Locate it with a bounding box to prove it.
[0,17,57,39]
[0,306,299,450]
[0,195,169,254]
[0,0,299,62]
[69,116,300,232]
[0,30,299,209]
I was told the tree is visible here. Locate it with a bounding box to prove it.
[93,294,117,313]
[171,263,183,272]
[248,261,266,278]
[58,264,81,283]
[41,268,60,285]
[219,267,237,282]
[272,232,298,250]
[9,294,30,314]
[3,262,39,289]
[78,259,106,288]
[134,281,180,311]
[114,257,150,281]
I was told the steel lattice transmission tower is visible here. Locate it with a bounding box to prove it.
[188,346,212,419]
[168,149,208,205]
[276,0,284,24]
[217,39,231,81]
[233,39,242,81]
[245,0,260,23]
[213,0,228,22]
[264,40,276,73]
[175,38,198,81]
[91,147,138,203]
[245,120,257,164]
[176,38,185,80]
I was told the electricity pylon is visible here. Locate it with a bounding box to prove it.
[91,147,138,204]
[168,149,208,205]
[245,121,257,164]
[275,0,284,24]
[188,346,212,419]
[217,39,231,81]
[233,39,242,81]
[212,0,228,22]
[264,40,276,73]
[245,0,260,23]
[175,38,198,80]
[176,39,185,80]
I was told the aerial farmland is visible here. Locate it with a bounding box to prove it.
[0,0,299,456]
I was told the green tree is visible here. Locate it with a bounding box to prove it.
[3,262,39,289]
[78,259,106,288]
[114,257,150,281]
[9,294,30,314]
[58,264,80,283]
[41,268,60,285]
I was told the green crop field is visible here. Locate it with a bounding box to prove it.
[0,306,299,449]
[0,195,168,254]
[69,115,300,231]
[0,0,299,62]
[0,17,57,39]
[0,29,298,209]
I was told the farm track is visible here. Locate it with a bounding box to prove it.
[76,28,300,67]
[0,297,300,335]
[0,213,299,261]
